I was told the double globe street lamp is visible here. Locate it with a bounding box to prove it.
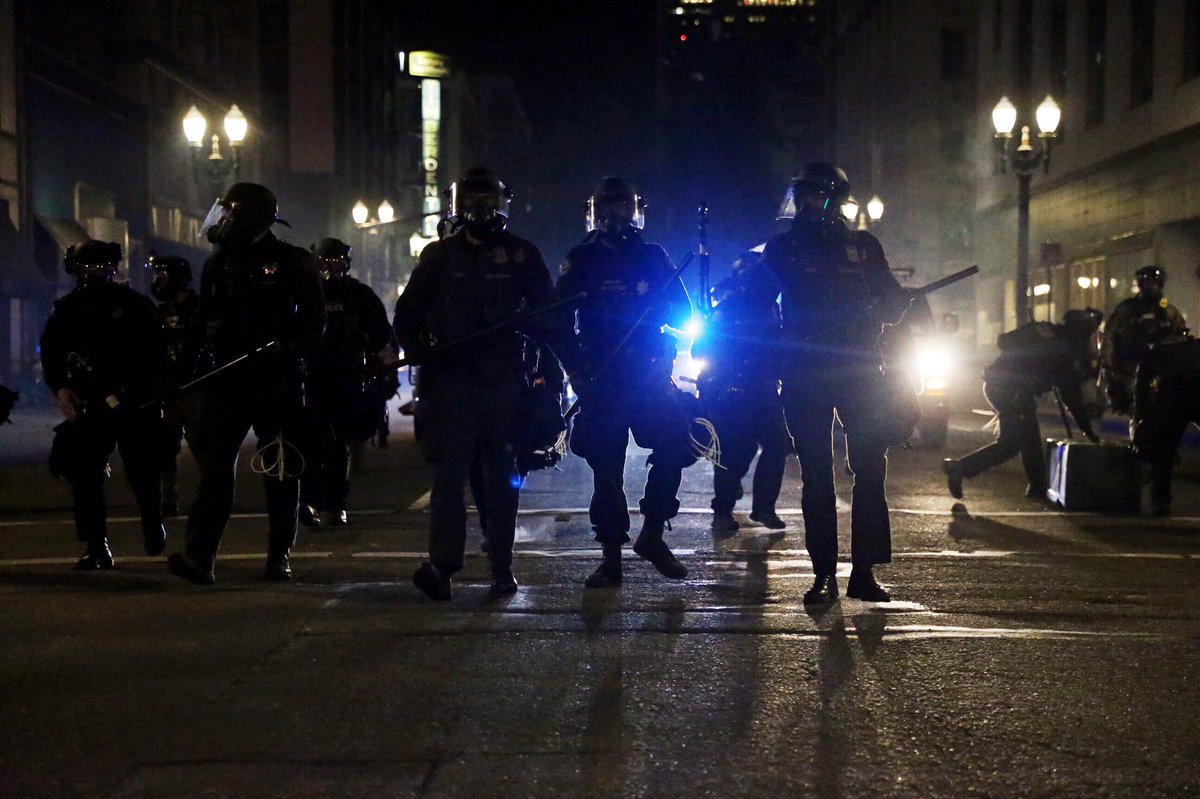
[991,94,1061,322]
[840,194,885,229]
[182,104,248,195]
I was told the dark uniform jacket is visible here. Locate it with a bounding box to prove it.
[393,228,557,381]
[692,264,781,395]
[41,282,166,409]
[1102,295,1188,378]
[555,231,690,386]
[762,221,906,366]
[195,232,325,382]
[313,276,395,384]
[157,289,200,388]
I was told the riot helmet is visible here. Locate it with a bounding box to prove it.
[777,162,851,225]
[448,168,512,237]
[1135,265,1165,301]
[312,237,352,281]
[65,240,122,287]
[585,177,646,235]
[200,182,289,246]
[145,252,193,301]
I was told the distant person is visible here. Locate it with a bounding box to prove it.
[146,252,199,517]
[944,310,1103,501]
[0,383,17,425]
[1101,266,1188,415]
[300,237,398,528]
[1131,337,1200,516]
[692,251,791,535]
[41,240,167,569]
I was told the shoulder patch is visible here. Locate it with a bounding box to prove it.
[558,258,571,277]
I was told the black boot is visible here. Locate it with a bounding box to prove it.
[846,567,891,602]
[298,504,321,529]
[142,516,166,557]
[167,552,215,585]
[264,552,292,581]
[413,561,452,600]
[711,512,739,536]
[633,520,687,580]
[75,539,115,571]
[328,509,349,526]
[943,459,964,499]
[584,542,623,588]
[490,566,519,595]
[803,574,838,604]
[749,509,786,530]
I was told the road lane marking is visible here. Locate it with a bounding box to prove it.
[0,552,333,567]
[407,490,432,511]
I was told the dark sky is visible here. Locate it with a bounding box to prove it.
[393,2,667,262]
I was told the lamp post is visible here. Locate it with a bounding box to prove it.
[992,94,1060,323]
[182,104,248,197]
[840,194,885,230]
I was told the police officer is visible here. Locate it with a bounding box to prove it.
[692,251,791,534]
[146,253,200,516]
[40,240,167,569]
[167,183,325,585]
[393,168,558,600]
[556,177,696,588]
[944,309,1103,501]
[763,163,910,604]
[300,237,398,527]
[1101,266,1188,415]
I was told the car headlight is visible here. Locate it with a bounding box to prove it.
[914,342,953,380]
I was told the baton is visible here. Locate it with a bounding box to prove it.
[139,340,280,409]
[384,292,587,373]
[908,265,980,299]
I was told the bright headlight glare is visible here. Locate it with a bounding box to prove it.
[915,344,952,378]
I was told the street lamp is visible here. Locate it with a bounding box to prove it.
[866,195,885,223]
[351,200,370,226]
[183,104,248,196]
[992,94,1060,322]
[840,195,859,223]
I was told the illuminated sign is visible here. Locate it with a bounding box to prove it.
[409,51,451,78]
[421,79,441,216]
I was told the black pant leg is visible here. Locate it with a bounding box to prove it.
[783,389,839,576]
[750,399,791,515]
[185,388,252,564]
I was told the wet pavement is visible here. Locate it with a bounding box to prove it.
[1,404,1199,797]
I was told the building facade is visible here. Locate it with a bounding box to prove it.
[974,0,1200,344]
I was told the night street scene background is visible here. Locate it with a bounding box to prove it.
[3,1,1200,797]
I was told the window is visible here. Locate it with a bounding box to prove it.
[940,27,967,79]
[1185,0,1200,80]
[1130,0,1155,106]
[1085,0,1106,128]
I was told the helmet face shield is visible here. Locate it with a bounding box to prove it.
[449,176,512,233]
[318,256,351,281]
[198,198,231,242]
[585,191,645,233]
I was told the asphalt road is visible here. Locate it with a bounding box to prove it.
[1,404,1198,798]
